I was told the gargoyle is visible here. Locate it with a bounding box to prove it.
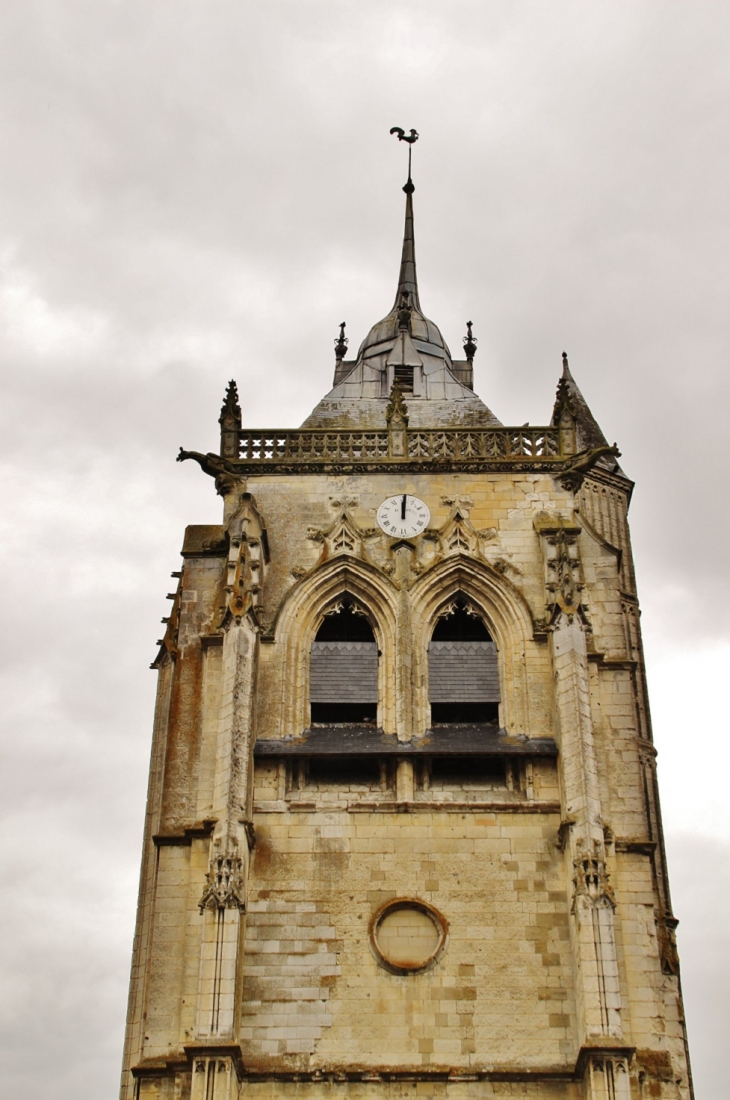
[559,443,621,491]
[177,448,242,496]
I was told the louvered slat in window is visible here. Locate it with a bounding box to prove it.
[428,641,500,702]
[310,641,378,703]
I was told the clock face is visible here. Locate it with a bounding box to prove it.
[377,495,430,538]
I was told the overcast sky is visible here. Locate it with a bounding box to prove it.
[0,3,728,1097]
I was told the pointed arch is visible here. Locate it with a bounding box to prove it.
[268,557,399,735]
[408,555,549,737]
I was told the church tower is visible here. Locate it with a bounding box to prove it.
[121,141,693,1100]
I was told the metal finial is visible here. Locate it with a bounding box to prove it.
[562,351,569,366]
[463,320,477,361]
[390,126,419,192]
[334,321,348,361]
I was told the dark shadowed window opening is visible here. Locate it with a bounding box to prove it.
[429,599,500,725]
[314,598,375,641]
[430,701,498,723]
[308,757,381,786]
[393,364,414,392]
[432,603,491,641]
[310,597,378,724]
[430,757,505,786]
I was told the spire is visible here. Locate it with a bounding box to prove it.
[305,126,502,431]
[392,186,421,312]
[390,126,421,312]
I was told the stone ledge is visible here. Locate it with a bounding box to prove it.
[254,726,557,757]
[252,799,561,815]
[153,819,217,847]
[236,1062,577,1083]
[132,1047,642,1086]
[184,1043,246,1080]
[614,838,657,855]
[575,1043,636,1077]
[346,799,561,814]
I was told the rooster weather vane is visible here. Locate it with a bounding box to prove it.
[390,126,419,193]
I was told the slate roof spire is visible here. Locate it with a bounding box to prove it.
[393,182,421,313]
[390,125,421,312]
[298,130,502,429]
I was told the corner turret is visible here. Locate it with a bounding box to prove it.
[552,352,624,476]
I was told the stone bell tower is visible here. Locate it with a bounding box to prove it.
[121,144,693,1100]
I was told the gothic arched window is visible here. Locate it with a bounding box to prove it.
[310,597,378,725]
[428,599,500,725]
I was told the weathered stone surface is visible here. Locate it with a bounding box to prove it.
[121,180,692,1100]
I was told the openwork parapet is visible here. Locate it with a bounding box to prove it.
[235,427,561,468]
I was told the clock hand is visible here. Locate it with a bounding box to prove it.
[401,494,407,520]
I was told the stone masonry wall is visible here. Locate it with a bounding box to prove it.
[244,808,575,1072]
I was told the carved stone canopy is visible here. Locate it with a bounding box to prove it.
[199,850,246,912]
[534,513,589,627]
[222,493,269,627]
[572,849,616,911]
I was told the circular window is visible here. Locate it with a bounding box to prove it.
[370,900,448,975]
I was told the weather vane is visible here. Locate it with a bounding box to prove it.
[390,126,419,193]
